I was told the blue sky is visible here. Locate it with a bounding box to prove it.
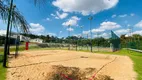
[1,0,142,38]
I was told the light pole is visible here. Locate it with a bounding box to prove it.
[126,24,132,53]
[3,0,14,67]
[68,24,71,50]
[58,31,62,48]
[86,33,89,51]
[80,26,83,50]
[88,16,93,52]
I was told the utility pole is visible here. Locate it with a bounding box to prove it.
[3,0,14,67]
[59,31,62,48]
[80,26,83,50]
[68,24,71,50]
[87,33,89,51]
[88,16,93,52]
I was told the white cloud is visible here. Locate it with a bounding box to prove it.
[135,20,142,28]
[56,11,68,19]
[46,18,51,21]
[83,30,109,38]
[73,34,81,37]
[55,16,59,19]
[67,27,74,32]
[112,14,117,18]
[114,29,129,35]
[51,13,56,17]
[93,34,98,38]
[48,33,56,36]
[130,13,135,17]
[119,14,127,18]
[83,31,90,35]
[51,11,68,19]
[29,23,45,35]
[92,28,104,33]
[101,33,110,39]
[100,21,121,30]
[132,30,142,35]
[59,31,62,33]
[0,30,6,36]
[124,30,142,37]
[52,0,119,16]
[62,16,80,26]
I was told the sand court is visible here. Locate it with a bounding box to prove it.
[7,50,137,80]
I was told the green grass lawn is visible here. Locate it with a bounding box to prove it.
[0,53,6,80]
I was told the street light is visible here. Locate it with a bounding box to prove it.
[88,16,93,52]
[80,26,83,50]
[58,31,62,48]
[68,24,71,50]
[83,31,89,51]
[3,0,14,67]
[80,26,83,38]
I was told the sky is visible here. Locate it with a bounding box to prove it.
[1,0,142,38]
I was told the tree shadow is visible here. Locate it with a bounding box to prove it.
[0,55,3,63]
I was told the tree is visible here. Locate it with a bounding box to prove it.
[132,34,142,41]
[1,0,30,67]
[0,0,49,67]
[0,0,30,32]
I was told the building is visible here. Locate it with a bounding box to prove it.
[0,30,30,42]
[30,38,43,43]
[0,30,43,43]
[0,30,6,36]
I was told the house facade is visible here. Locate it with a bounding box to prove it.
[30,38,43,43]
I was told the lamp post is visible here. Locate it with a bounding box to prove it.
[87,33,89,51]
[80,26,83,37]
[68,24,71,50]
[88,16,93,52]
[3,0,14,67]
[58,31,62,48]
[80,26,83,50]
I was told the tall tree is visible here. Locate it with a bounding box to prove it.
[0,0,30,32]
[0,0,30,67]
[0,0,47,67]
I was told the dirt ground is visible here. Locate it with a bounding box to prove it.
[7,50,137,80]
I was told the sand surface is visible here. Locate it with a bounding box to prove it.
[7,50,137,80]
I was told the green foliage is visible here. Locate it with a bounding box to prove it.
[0,53,6,80]
[120,34,142,50]
[0,36,5,46]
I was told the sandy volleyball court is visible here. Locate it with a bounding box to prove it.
[7,50,137,80]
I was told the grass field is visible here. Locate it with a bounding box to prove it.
[0,47,142,80]
[0,53,6,80]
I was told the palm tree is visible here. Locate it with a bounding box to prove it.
[0,0,30,67]
[0,0,30,32]
[1,0,48,67]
